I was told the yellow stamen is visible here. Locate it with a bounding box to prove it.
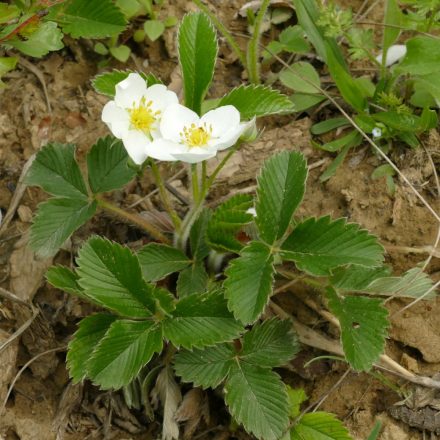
[181,122,212,148]
[128,97,159,133]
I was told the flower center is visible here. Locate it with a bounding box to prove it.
[181,123,212,148]
[128,98,159,133]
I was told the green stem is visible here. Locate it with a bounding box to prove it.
[150,160,182,232]
[192,0,247,67]
[191,163,200,204]
[96,197,170,244]
[247,0,271,84]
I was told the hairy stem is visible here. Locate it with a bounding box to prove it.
[96,197,170,244]
[192,0,247,67]
[247,0,271,84]
[150,160,182,232]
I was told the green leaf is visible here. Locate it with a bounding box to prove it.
[137,243,190,282]
[314,131,362,153]
[372,111,421,132]
[207,194,254,253]
[290,93,326,112]
[178,12,218,114]
[256,151,308,244]
[330,265,392,292]
[48,0,126,38]
[225,363,289,440]
[190,209,211,260]
[371,164,396,180]
[291,0,346,66]
[382,0,402,55]
[115,0,142,18]
[46,265,83,295]
[280,216,384,276]
[367,421,382,440]
[26,143,88,199]
[0,57,17,88]
[76,236,156,318]
[311,118,349,135]
[398,36,440,75]
[144,19,165,41]
[0,3,19,24]
[327,288,389,371]
[218,84,295,119]
[363,268,435,299]
[92,70,162,98]
[109,45,131,63]
[67,313,117,383]
[174,343,234,389]
[280,62,321,94]
[326,43,366,113]
[87,136,136,193]
[240,319,299,367]
[279,25,310,53]
[163,291,243,349]
[225,241,275,325]
[290,412,353,440]
[8,21,63,57]
[88,319,162,389]
[319,143,352,182]
[175,261,208,297]
[287,387,308,418]
[30,198,97,258]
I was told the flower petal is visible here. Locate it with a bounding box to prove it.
[114,73,148,108]
[145,84,179,112]
[121,130,150,165]
[375,44,407,67]
[102,101,130,138]
[201,105,240,138]
[212,122,248,151]
[171,147,217,164]
[160,103,199,142]
[146,138,181,161]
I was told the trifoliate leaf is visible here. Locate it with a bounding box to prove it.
[224,241,275,325]
[240,319,299,368]
[8,21,63,57]
[87,136,136,194]
[48,0,127,38]
[26,143,88,199]
[137,243,191,282]
[30,198,97,258]
[207,194,254,253]
[256,151,308,244]
[163,291,243,349]
[280,216,384,276]
[280,62,321,94]
[174,343,235,389]
[218,84,295,119]
[92,70,162,97]
[225,363,289,440]
[330,265,392,292]
[67,313,117,383]
[176,261,208,297]
[76,236,156,318]
[178,12,218,114]
[290,412,353,440]
[87,319,162,389]
[327,288,389,371]
[46,265,83,296]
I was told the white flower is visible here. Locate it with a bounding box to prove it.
[148,104,252,163]
[375,44,407,67]
[372,127,382,138]
[246,207,257,217]
[101,73,178,164]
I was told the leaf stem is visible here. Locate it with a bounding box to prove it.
[247,0,271,84]
[191,163,200,204]
[149,160,182,232]
[96,197,170,244]
[192,0,247,67]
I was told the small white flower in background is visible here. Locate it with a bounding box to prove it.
[102,73,178,164]
[246,207,257,217]
[148,104,254,163]
[375,44,407,67]
[372,127,382,138]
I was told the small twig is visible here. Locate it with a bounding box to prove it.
[1,346,66,415]
[18,57,52,114]
[0,154,36,238]
[0,286,32,308]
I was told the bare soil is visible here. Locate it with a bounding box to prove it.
[0,1,439,439]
